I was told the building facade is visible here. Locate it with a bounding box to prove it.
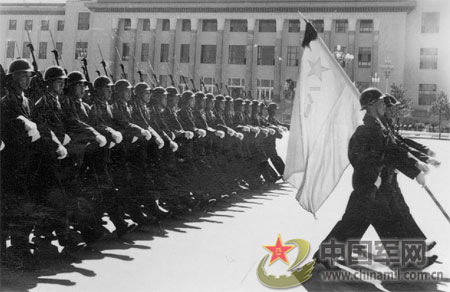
[0,0,448,119]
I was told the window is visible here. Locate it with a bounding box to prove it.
[359,20,373,33]
[162,19,170,31]
[122,43,130,61]
[287,46,300,66]
[202,19,217,32]
[203,77,216,94]
[25,20,33,31]
[227,78,245,97]
[141,43,149,62]
[159,75,168,87]
[418,84,437,105]
[75,42,88,59]
[259,20,276,32]
[335,20,348,33]
[6,41,15,58]
[257,79,274,100]
[57,20,64,31]
[78,12,90,30]
[23,42,31,58]
[123,18,131,31]
[56,42,63,59]
[358,47,371,68]
[288,20,300,32]
[420,48,438,69]
[311,19,324,33]
[182,19,191,31]
[422,12,439,33]
[201,45,216,64]
[38,42,47,59]
[160,44,169,62]
[228,45,246,64]
[230,20,247,32]
[9,19,17,30]
[257,46,275,65]
[41,20,49,31]
[180,44,190,63]
[143,19,150,31]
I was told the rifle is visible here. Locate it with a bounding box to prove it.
[215,83,221,94]
[146,58,160,86]
[98,44,115,82]
[174,60,190,91]
[115,47,127,79]
[144,72,156,88]
[81,58,95,103]
[190,78,197,92]
[0,64,13,97]
[25,30,46,103]
[199,76,208,93]
[137,70,144,82]
[225,85,230,96]
[49,30,68,74]
[166,63,176,87]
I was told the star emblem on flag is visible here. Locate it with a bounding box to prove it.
[263,234,294,265]
[308,57,329,81]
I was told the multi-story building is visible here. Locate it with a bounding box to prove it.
[1,0,448,120]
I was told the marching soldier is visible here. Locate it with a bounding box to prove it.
[88,76,138,237]
[1,59,41,269]
[314,88,437,269]
[265,102,289,176]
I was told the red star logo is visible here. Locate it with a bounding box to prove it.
[263,234,294,265]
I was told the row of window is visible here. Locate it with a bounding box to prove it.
[8,11,439,34]
[6,40,63,59]
[8,19,65,31]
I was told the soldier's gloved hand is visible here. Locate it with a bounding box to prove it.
[132,136,138,143]
[374,176,382,189]
[227,128,236,136]
[268,128,276,135]
[0,140,4,151]
[427,158,441,167]
[141,129,152,141]
[112,130,123,144]
[215,130,225,139]
[207,127,216,132]
[95,135,107,147]
[415,161,429,174]
[56,145,68,160]
[428,149,436,157]
[156,137,165,149]
[196,129,207,138]
[235,132,244,141]
[261,128,269,137]
[416,172,426,186]
[63,134,71,146]
[184,131,194,139]
[241,126,250,132]
[17,116,40,142]
[109,141,116,149]
[170,140,178,152]
[17,115,37,133]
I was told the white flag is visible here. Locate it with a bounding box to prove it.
[284,22,363,215]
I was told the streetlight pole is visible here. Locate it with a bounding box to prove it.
[381,57,394,93]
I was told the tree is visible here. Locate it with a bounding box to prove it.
[388,83,413,121]
[429,91,450,139]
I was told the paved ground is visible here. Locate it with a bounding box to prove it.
[2,136,449,292]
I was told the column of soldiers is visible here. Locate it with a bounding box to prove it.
[0,59,289,270]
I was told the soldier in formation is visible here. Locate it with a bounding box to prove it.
[0,59,289,270]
